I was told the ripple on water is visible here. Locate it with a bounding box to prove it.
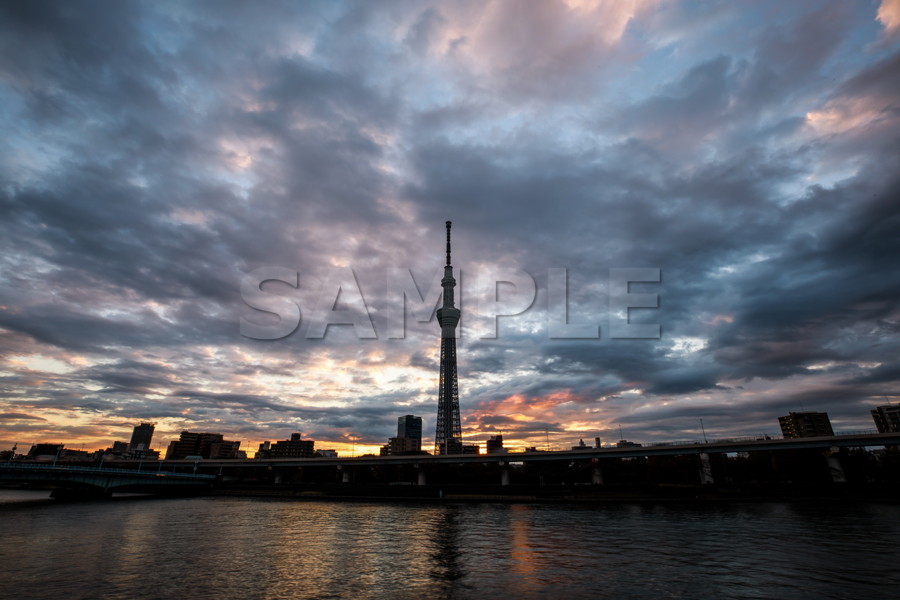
[1,499,899,600]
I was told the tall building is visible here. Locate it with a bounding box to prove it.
[778,412,834,438]
[381,415,424,456]
[435,221,462,455]
[871,405,900,433]
[129,422,155,451]
[398,415,423,441]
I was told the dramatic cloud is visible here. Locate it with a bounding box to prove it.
[1,1,897,455]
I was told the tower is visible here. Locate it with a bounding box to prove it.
[435,221,462,454]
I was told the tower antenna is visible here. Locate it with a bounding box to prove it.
[445,220,452,266]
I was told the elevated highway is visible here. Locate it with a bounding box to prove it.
[9,432,896,493]
[164,431,900,469]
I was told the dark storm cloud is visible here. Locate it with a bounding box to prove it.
[835,49,900,102]
[849,363,900,385]
[738,2,854,107]
[0,413,46,421]
[644,367,724,395]
[82,361,179,395]
[1,1,898,451]
[171,390,298,413]
[409,350,438,371]
[706,169,900,376]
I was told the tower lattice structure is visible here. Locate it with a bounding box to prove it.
[435,221,462,455]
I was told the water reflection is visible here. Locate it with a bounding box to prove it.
[429,506,465,582]
[510,505,536,587]
[1,499,899,600]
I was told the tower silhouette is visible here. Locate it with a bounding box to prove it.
[435,221,462,454]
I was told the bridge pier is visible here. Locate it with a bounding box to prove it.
[500,462,510,486]
[824,447,846,483]
[698,452,714,485]
[416,465,427,486]
[591,463,603,485]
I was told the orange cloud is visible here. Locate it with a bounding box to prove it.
[878,0,900,35]
[480,390,580,416]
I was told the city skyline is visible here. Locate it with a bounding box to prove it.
[2,1,899,456]
[14,400,898,460]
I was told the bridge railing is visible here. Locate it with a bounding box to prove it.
[708,436,778,444]
[0,463,216,479]
[645,440,703,447]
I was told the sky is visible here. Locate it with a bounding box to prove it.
[1,0,899,456]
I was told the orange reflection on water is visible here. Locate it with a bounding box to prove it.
[510,505,538,591]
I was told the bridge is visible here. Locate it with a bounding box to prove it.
[0,463,217,499]
[171,431,900,487]
[6,432,898,494]
[170,431,900,468]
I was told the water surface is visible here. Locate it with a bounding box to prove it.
[1,492,897,599]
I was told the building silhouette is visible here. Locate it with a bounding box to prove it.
[435,221,463,454]
[24,443,91,461]
[778,412,834,438]
[486,434,506,454]
[398,415,423,441]
[165,431,243,459]
[871,405,900,433]
[381,415,425,456]
[256,433,316,459]
[380,437,423,456]
[27,443,63,460]
[129,422,155,453]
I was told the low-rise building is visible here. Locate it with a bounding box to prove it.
[256,433,315,459]
[486,435,507,454]
[380,436,423,456]
[166,431,243,459]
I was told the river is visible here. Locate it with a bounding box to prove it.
[1,490,898,599]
